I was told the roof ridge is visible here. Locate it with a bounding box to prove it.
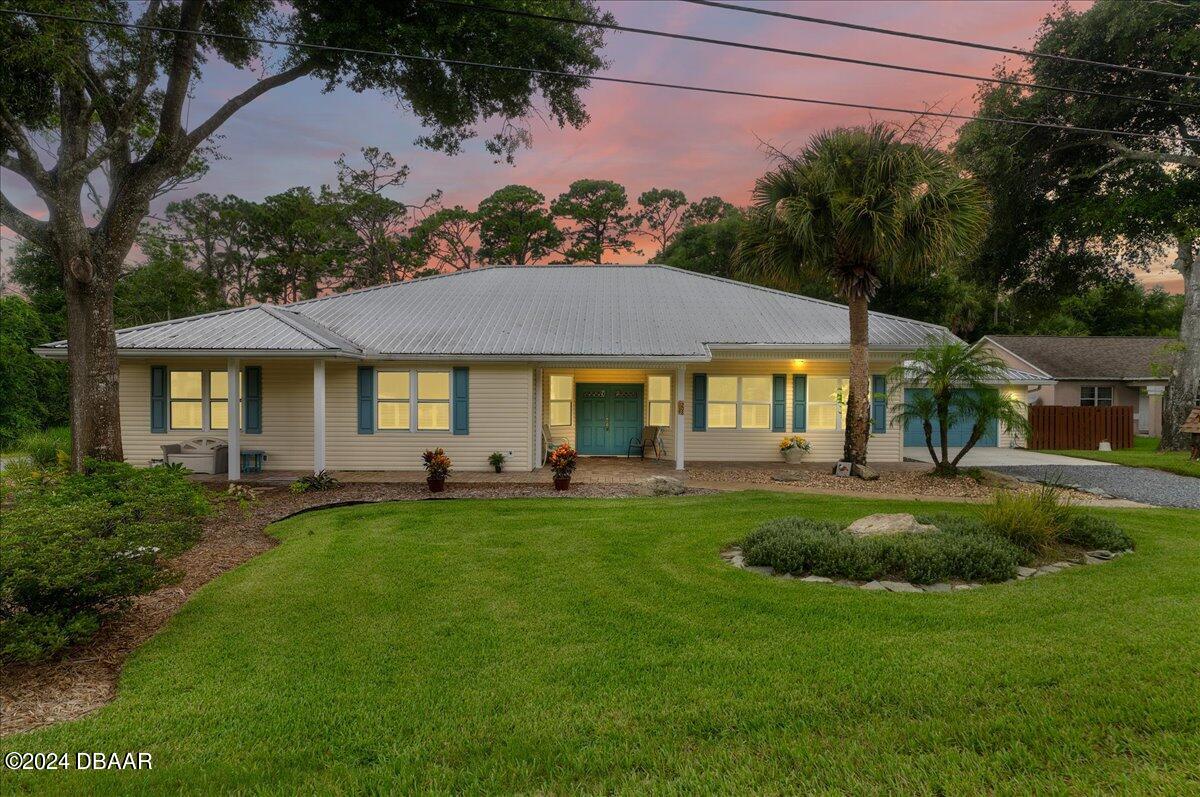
[259,304,363,354]
[988,334,1178,340]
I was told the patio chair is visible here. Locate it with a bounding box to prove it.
[541,424,569,465]
[627,426,665,459]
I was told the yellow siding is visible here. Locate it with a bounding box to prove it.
[326,362,533,471]
[118,359,315,469]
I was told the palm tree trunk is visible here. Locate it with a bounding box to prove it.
[844,293,871,465]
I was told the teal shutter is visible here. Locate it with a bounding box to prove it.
[872,375,887,434]
[792,375,807,432]
[772,374,786,432]
[692,373,707,431]
[244,366,262,434]
[452,367,469,435]
[357,366,375,434]
[150,365,168,433]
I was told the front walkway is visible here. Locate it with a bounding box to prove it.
[903,446,1108,467]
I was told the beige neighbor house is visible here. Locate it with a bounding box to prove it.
[978,335,1177,437]
[37,265,1044,479]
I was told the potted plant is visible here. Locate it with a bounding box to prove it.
[546,442,577,490]
[488,451,506,473]
[421,448,452,492]
[779,435,811,465]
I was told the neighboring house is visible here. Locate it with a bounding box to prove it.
[978,335,1177,437]
[36,265,1042,477]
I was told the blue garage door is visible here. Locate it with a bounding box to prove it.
[903,388,998,447]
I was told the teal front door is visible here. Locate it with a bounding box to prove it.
[576,384,644,454]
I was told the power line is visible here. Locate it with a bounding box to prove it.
[431,0,1200,112]
[3,7,1199,148]
[683,0,1200,84]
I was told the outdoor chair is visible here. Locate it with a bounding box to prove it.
[542,424,569,465]
[627,426,665,459]
[161,437,229,474]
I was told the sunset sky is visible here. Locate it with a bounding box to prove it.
[0,0,1182,290]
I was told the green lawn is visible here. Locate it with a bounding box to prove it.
[6,493,1200,794]
[1041,436,1200,478]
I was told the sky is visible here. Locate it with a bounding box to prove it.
[0,0,1183,291]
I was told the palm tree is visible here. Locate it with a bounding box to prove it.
[890,340,1030,476]
[736,125,989,467]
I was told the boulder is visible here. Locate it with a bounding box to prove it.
[770,470,809,483]
[638,476,687,496]
[845,513,937,538]
[851,463,880,481]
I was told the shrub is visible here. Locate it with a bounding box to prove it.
[289,470,341,494]
[16,426,71,469]
[421,449,452,481]
[547,443,577,479]
[0,461,209,663]
[741,516,1022,584]
[1062,513,1134,552]
[980,485,1074,554]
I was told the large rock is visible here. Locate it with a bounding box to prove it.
[845,512,937,538]
[851,463,880,481]
[638,476,687,496]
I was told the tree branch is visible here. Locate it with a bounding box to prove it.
[1102,136,1200,170]
[0,103,54,191]
[0,190,50,247]
[183,61,316,152]
[156,0,205,148]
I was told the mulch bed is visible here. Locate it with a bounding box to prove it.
[1,480,705,738]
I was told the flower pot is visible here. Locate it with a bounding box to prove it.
[783,447,807,465]
[427,477,445,493]
[553,476,571,491]
[493,465,503,473]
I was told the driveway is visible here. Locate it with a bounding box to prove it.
[985,465,1200,510]
[902,447,1106,467]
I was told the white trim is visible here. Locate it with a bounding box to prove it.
[313,360,326,473]
[978,336,1054,378]
[227,358,240,482]
[533,368,544,470]
[674,366,685,471]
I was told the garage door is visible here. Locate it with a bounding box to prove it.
[903,388,998,447]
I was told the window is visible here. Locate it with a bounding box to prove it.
[808,376,850,430]
[708,375,772,429]
[549,374,573,427]
[647,375,672,426]
[377,370,410,430]
[208,371,244,431]
[417,371,451,430]
[1080,386,1113,407]
[169,371,203,430]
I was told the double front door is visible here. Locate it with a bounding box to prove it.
[576,384,644,455]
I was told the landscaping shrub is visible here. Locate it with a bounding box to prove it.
[1062,514,1134,552]
[16,426,71,469]
[741,516,1022,584]
[980,485,1073,554]
[289,470,341,494]
[0,461,209,664]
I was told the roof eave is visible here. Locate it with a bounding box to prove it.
[34,347,365,361]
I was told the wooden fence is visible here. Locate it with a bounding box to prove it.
[1028,405,1134,450]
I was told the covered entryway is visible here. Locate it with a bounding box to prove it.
[902,388,999,448]
[576,383,644,454]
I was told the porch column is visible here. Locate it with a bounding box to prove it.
[227,358,240,482]
[1147,385,1164,438]
[675,365,686,471]
[533,367,544,469]
[313,359,326,473]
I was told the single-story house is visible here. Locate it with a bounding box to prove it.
[978,335,1178,437]
[37,265,1044,478]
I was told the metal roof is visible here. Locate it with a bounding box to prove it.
[40,265,957,359]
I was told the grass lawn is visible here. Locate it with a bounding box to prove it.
[6,493,1199,794]
[1041,436,1200,478]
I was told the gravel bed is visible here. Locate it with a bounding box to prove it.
[986,465,1200,509]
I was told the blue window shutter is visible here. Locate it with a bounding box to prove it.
[792,375,807,432]
[452,367,469,435]
[692,373,707,431]
[357,366,375,435]
[150,365,168,433]
[872,374,887,434]
[244,366,262,434]
[772,374,786,432]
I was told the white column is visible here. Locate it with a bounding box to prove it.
[533,367,544,469]
[313,359,326,473]
[227,358,240,482]
[675,365,686,471]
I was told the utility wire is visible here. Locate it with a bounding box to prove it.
[430,0,1200,111]
[3,7,1199,147]
[683,0,1200,84]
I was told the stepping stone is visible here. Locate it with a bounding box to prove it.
[923,583,952,593]
[860,580,887,591]
[1016,566,1038,578]
[879,580,922,593]
[802,575,833,583]
[746,565,774,576]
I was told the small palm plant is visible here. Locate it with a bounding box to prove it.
[890,340,1029,476]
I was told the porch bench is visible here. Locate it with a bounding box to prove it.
[161,437,229,475]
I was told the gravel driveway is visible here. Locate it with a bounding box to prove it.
[987,464,1200,509]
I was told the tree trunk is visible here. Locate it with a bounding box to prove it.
[1161,235,1198,451]
[64,266,123,470]
[843,294,871,465]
